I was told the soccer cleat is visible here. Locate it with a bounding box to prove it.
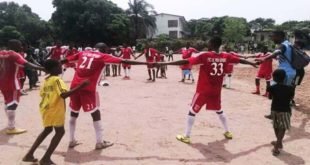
[95,140,113,150]
[68,140,81,148]
[6,128,27,135]
[251,91,260,95]
[224,131,233,139]
[176,134,191,144]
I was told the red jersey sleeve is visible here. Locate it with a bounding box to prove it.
[191,48,199,53]
[11,51,27,65]
[227,54,240,64]
[100,54,122,64]
[66,52,80,62]
[188,53,205,65]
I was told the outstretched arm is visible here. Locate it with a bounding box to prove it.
[239,59,258,68]
[24,62,45,71]
[122,59,149,65]
[158,60,189,66]
[60,80,89,99]
[135,52,144,60]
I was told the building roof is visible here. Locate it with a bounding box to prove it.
[156,13,186,20]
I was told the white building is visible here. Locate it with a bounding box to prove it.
[148,13,187,39]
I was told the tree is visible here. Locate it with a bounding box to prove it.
[222,17,249,43]
[0,2,49,46]
[0,26,23,45]
[126,0,157,42]
[249,18,275,30]
[52,0,126,45]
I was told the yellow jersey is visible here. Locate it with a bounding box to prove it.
[40,76,68,127]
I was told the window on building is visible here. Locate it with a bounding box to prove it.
[169,31,178,38]
[168,20,178,28]
[261,35,265,41]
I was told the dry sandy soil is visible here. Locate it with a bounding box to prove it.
[0,55,309,165]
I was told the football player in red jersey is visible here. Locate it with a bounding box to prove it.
[222,46,248,89]
[47,41,65,61]
[135,43,162,82]
[157,37,257,144]
[62,42,149,150]
[247,46,273,97]
[120,43,135,79]
[174,43,199,83]
[0,39,44,135]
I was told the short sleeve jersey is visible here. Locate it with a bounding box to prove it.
[65,48,79,58]
[0,51,27,90]
[40,76,68,115]
[66,51,122,91]
[256,52,273,74]
[188,51,240,95]
[144,48,159,62]
[121,48,133,59]
[51,47,64,60]
[182,48,198,59]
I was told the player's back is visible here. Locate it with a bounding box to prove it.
[72,51,106,91]
[195,52,239,94]
[0,51,25,90]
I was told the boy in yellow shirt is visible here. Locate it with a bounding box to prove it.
[23,59,89,165]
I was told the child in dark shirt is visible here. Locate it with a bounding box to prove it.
[267,69,294,156]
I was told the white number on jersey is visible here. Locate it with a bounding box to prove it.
[210,62,224,76]
[79,56,94,69]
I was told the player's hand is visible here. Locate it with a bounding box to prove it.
[255,58,264,63]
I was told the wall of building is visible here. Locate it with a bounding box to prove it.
[148,14,184,39]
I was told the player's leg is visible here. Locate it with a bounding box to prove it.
[23,127,53,162]
[118,64,121,76]
[123,64,127,78]
[226,74,232,88]
[189,70,195,83]
[147,68,152,80]
[127,66,131,79]
[156,66,160,78]
[68,92,82,148]
[207,97,232,139]
[68,111,80,148]
[40,126,65,164]
[152,68,156,82]
[216,110,232,139]
[91,110,113,150]
[179,70,185,82]
[3,90,26,134]
[262,80,271,97]
[176,93,204,144]
[252,78,261,94]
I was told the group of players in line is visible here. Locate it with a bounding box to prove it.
[0,30,305,164]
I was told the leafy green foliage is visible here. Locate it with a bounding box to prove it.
[0,2,49,46]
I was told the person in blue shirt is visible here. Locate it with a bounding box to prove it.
[256,31,296,119]
[256,31,296,86]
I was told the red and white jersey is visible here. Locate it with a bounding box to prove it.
[188,51,240,95]
[50,46,65,60]
[65,48,79,58]
[256,52,273,74]
[0,50,27,91]
[181,47,199,59]
[66,51,122,91]
[143,48,160,62]
[121,47,133,59]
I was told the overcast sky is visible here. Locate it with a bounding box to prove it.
[5,0,310,24]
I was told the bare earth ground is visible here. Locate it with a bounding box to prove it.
[0,56,310,165]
